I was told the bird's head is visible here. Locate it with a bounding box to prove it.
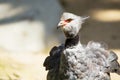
[57,12,89,38]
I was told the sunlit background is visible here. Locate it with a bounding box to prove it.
[0,0,120,80]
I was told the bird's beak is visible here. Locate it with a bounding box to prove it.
[57,21,66,29]
[57,21,62,29]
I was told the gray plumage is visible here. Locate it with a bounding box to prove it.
[43,12,120,80]
[59,41,120,80]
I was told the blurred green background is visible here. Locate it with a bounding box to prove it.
[0,0,120,80]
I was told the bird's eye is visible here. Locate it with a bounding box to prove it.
[65,18,73,23]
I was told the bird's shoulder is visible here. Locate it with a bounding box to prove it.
[43,44,64,70]
[49,44,64,57]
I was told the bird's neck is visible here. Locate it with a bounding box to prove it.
[65,35,80,48]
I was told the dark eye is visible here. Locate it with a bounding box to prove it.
[65,18,73,23]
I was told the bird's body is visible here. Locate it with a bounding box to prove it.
[43,12,120,80]
[60,40,111,80]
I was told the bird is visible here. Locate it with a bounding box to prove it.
[43,12,120,80]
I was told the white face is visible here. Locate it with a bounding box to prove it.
[58,12,84,38]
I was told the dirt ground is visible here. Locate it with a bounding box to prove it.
[0,50,47,80]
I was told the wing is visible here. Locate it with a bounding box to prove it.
[108,51,120,75]
[86,41,120,75]
[43,44,64,70]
